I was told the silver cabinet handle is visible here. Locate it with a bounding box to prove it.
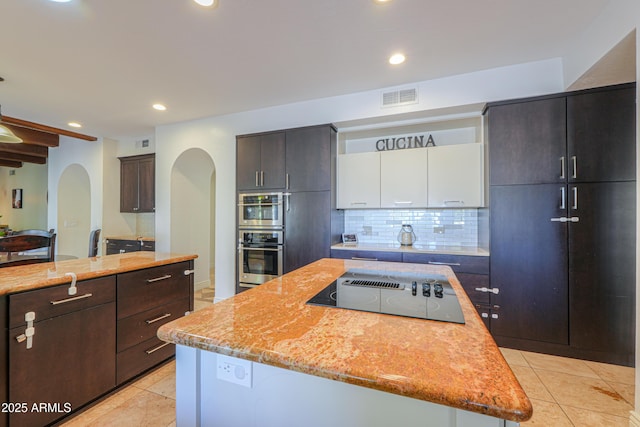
[551,217,579,223]
[241,246,282,252]
[184,269,195,275]
[147,274,172,283]
[286,173,290,190]
[145,313,172,324]
[260,171,264,187]
[351,257,378,261]
[145,342,171,355]
[350,202,367,206]
[571,156,577,179]
[255,171,260,187]
[50,293,93,305]
[394,201,413,205]
[560,156,565,179]
[491,314,499,319]
[560,187,566,210]
[572,187,578,210]
[428,261,461,266]
[474,287,499,294]
[443,200,465,206]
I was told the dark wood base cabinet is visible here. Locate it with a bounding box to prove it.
[0,259,194,426]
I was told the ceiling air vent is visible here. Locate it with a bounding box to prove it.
[381,87,418,108]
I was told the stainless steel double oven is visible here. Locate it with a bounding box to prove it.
[237,192,285,289]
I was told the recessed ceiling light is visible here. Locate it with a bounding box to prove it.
[68,122,82,128]
[49,0,73,3]
[194,0,217,7]
[152,104,167,111]
[389,53,406,65]
[373,0,392,3]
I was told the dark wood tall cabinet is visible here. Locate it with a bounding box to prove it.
[486,83,636,366]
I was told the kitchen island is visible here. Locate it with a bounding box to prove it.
[0,251,197,427]
[158,258,532,427]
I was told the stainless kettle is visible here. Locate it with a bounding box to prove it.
[397,224,417,246]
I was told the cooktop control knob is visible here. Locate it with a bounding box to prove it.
[422,283,431,297]
[434,283,444,298]
[411,281,417,296]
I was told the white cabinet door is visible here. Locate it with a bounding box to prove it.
[337,152,380,209]
[380,149,428,208]
[428,144,484,207]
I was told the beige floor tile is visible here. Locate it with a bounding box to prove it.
[509,365,554,402]
[562,405,630,427]
[79,389,175,427]
[132,361,176,390]
[500,348,529,367]
[520,398,573,426]
[61,386,144,426]
[536,370,633,418]
[585,360,635,385]
[521,351,599,379]
[146,372,177,399]
[606,380,635,406]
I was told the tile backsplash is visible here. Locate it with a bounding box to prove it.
[344,209,479,247]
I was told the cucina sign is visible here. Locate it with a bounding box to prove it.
[375,134,436,151]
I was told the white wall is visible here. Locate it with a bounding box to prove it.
[155,58,564,301]
[56,164,91,258]
[0,162,47,231]
[48,136,104,254]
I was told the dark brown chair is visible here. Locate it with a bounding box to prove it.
[0,230,56,267]
[89,229,101,257]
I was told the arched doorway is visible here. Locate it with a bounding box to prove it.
[170,149,216,300]
[57,164,91,258]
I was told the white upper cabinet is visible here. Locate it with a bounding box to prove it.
[427,143,484,207]
[380,149,428,208]
[337,152,380,209]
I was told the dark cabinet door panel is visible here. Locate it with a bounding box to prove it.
[488,97,566,186]
[285,126,332,192]
[236,135,262,190]
[138,155,155,211]
[490,184,569,344]
[567,86,636,183]
[9,302,116,427]
[284,191,331,273]
[260,132,286,189]
[120,160,139,212]
[568,181,636,356]
[330,249,403,263]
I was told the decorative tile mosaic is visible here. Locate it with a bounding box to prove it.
[344,209,479,247]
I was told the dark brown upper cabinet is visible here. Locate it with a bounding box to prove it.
[236,132,285,191]
[119,154,155,213]
[285,125,334,192]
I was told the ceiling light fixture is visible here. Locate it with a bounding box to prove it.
[68,122,82,128]
[0,106,22,144]
[194,0,217,7]
[49,0,73,3]
[389,53,406,65]
[152,103,167,111]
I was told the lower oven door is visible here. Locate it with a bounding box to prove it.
[238,244,283,288]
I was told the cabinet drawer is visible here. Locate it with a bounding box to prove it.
[116,336,175,385]
[330,249,402,263]
[455,273,490,305]
[9,276,116,328]
[140,240,155,251]
[117,262,191,319]
[106,240,140,255]
[117,297,189,352]
[402,253,489,275]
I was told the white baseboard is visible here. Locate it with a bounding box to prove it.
[630,410,640,427]
[194,279,212,291]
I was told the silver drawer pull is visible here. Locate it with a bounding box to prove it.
[147,274,172,283]
[351,257,378,261]
[427,261,461,266]
[475,287,499,295]
[145,313,172,324]
[146,342,171,355]
[184,269,195,276]
[50,293,93,305]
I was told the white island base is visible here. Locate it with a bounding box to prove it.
[175,345,520,427]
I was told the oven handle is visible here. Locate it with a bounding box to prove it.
[240,246,282,252]
[238,202,283,207]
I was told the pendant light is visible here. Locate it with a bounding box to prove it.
[0,106,22,143]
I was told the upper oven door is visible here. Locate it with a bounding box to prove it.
[238,192,284,228]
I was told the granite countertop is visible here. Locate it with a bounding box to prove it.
[0,252,197,296]
[106,235,156,241]
[158,258,531,422]
[331,242,490,256]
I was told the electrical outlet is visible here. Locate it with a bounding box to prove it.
[216,354,252,388]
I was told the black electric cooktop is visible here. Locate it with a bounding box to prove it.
[307,268,465,324]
